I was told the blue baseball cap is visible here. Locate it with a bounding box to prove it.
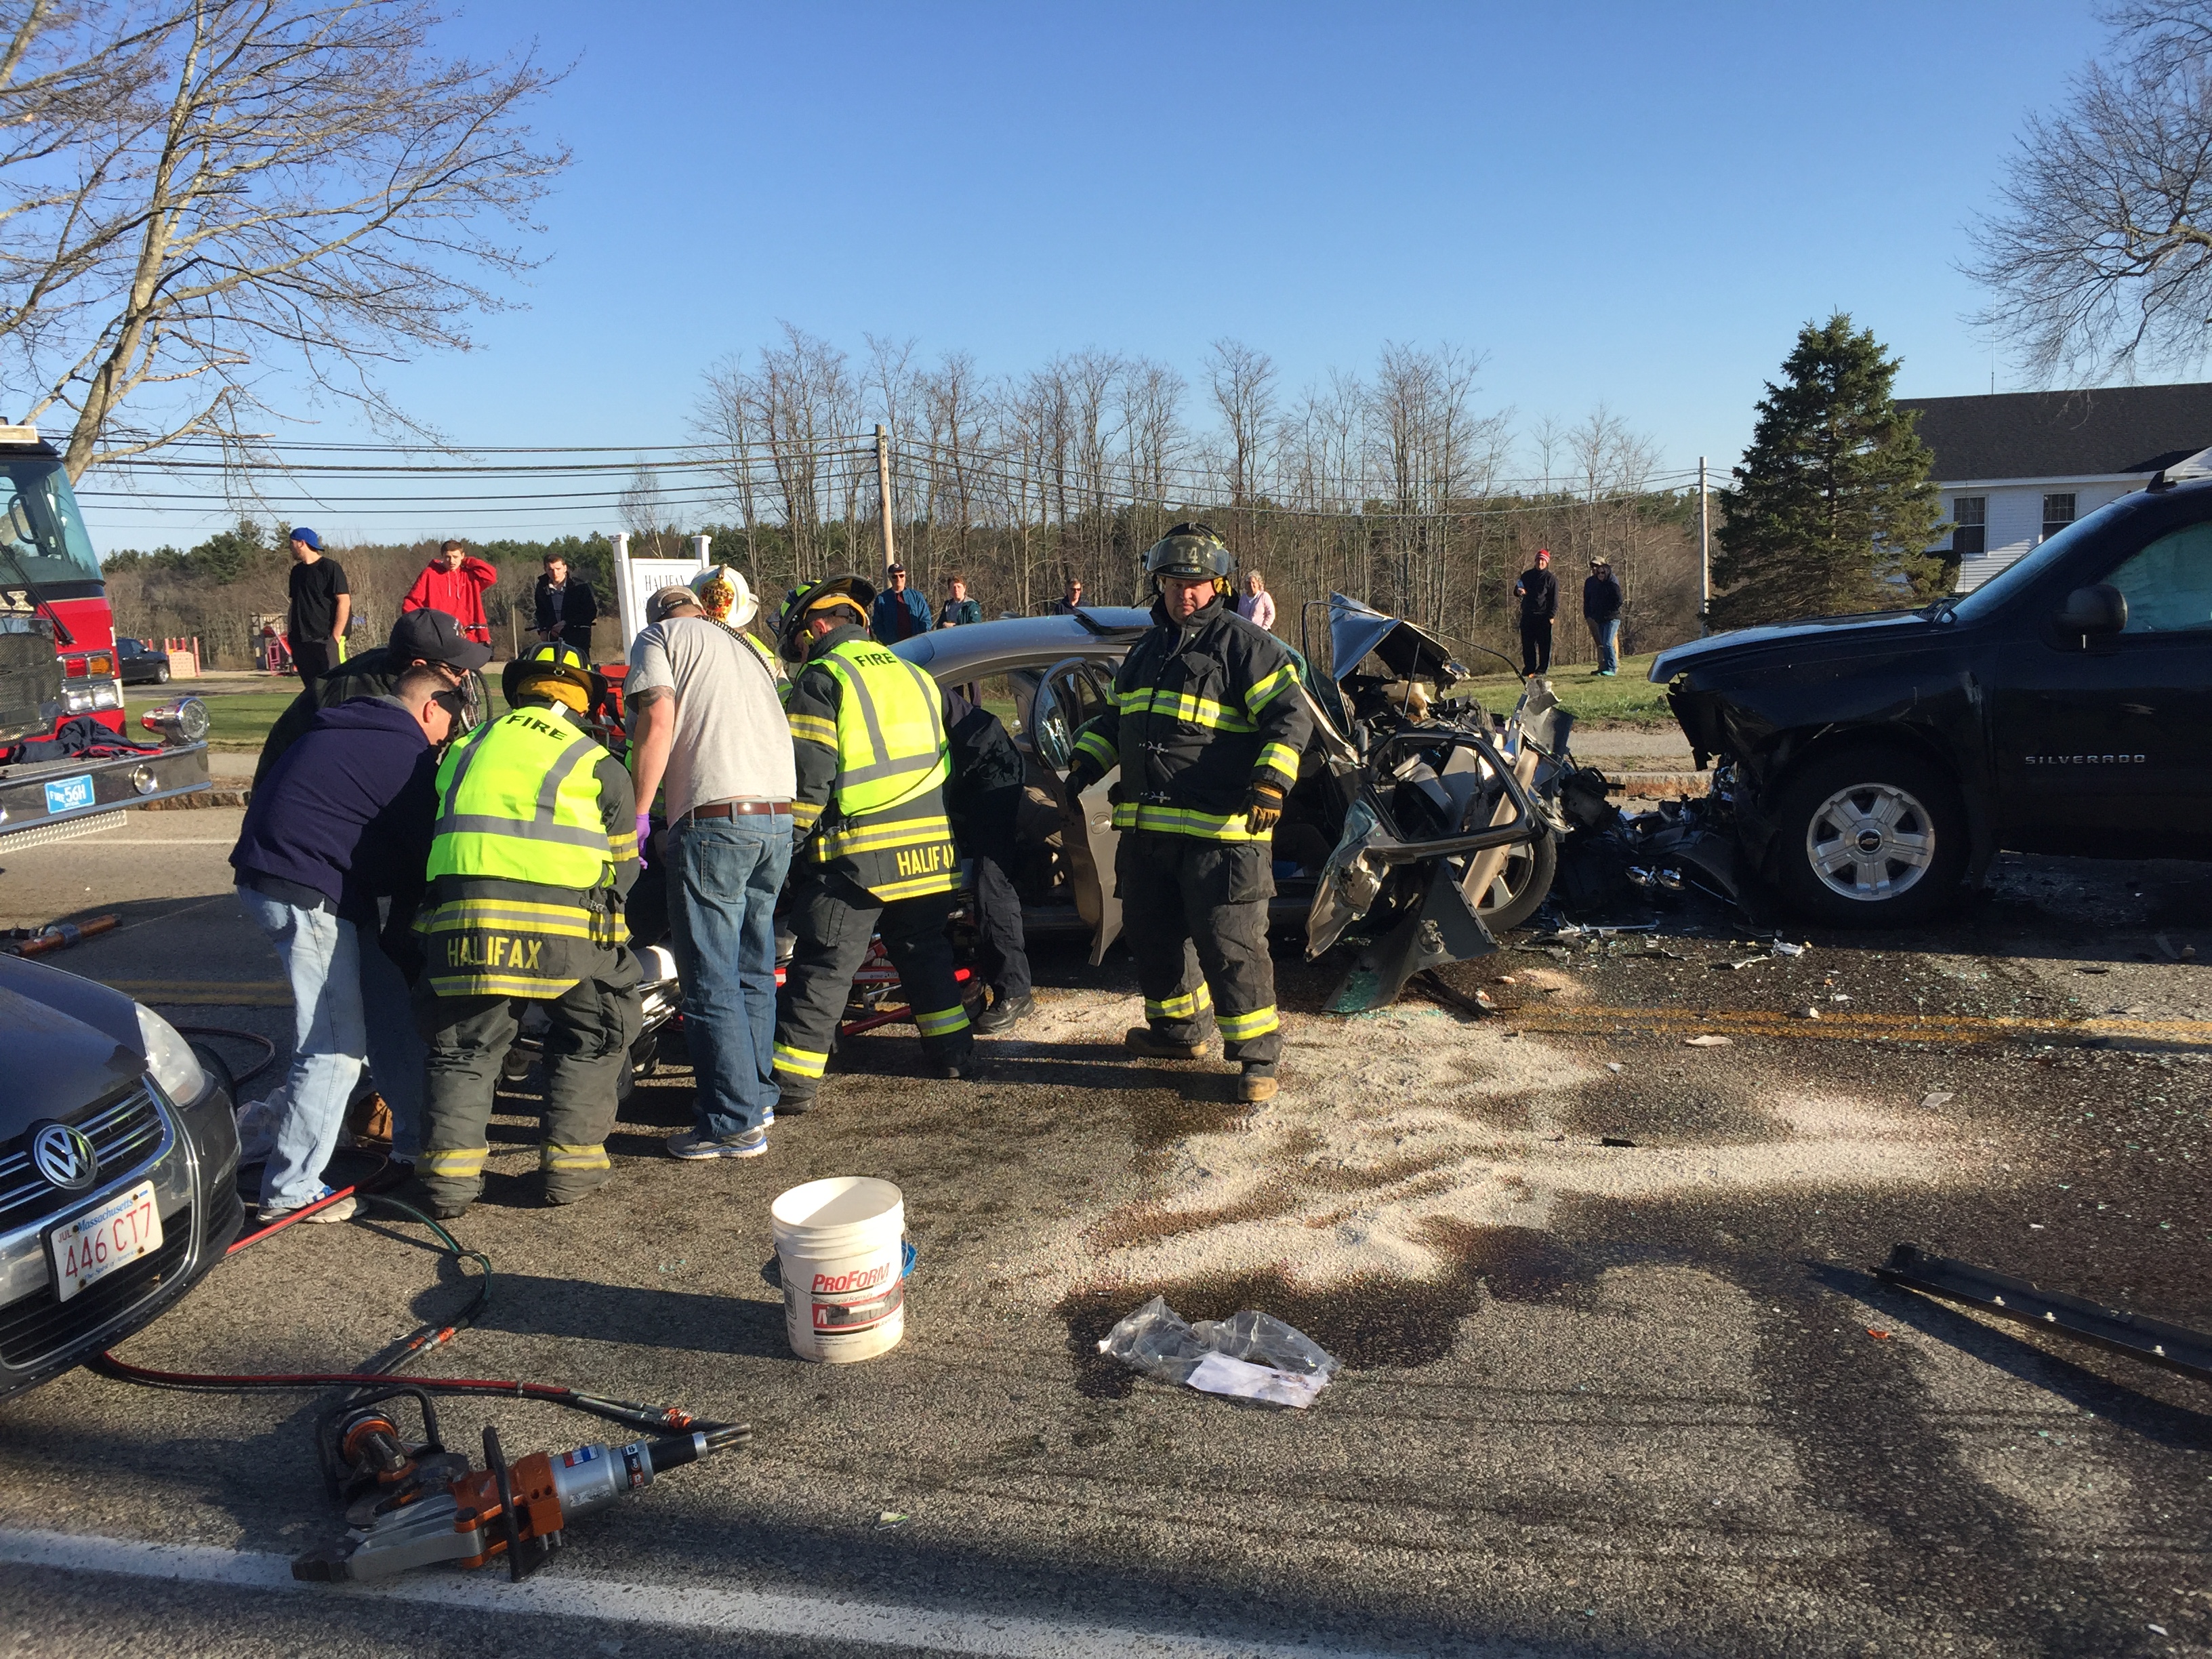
[289,525,322,550]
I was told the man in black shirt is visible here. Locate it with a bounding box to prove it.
[533,553,598,654]
[1513,546,1557,676]
[287,526,350,681]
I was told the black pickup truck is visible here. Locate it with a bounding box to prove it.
[1652,474,2212,924]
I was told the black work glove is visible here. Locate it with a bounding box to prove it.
[1065,760,1103,798]
[1244,781,1285,834]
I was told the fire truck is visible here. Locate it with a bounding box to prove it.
[0,425,208,846]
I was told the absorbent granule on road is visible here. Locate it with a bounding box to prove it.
[1004,989,1982,1298]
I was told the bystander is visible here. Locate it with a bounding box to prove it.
[228,668,456,1223]
[285,527,350,682]
[1583,556,1623,677]
[628,586,796,1158]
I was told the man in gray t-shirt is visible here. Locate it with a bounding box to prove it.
[627,587,795,1156]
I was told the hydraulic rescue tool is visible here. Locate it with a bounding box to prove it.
[292,1384,751,1583]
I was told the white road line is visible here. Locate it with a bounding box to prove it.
[3,836,238,844]
[0,1528,1406,1657]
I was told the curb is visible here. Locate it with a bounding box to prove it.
[144,788,251,810]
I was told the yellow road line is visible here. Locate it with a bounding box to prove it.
[102,979,291,1006]
[1511,1004,2212,1046]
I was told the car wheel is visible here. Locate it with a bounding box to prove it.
[1470,830,1557,933]
[1771,748,1967,926]
[155,665,169,682]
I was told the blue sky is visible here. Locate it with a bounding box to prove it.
[88,0,2118,548]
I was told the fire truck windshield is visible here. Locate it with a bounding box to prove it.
[1,459,102,588]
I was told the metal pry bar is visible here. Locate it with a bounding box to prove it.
[1875,1244,2212,1385]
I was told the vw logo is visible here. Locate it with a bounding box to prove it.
[29,1122,98,1193]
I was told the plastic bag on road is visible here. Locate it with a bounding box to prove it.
[1098,1296,1340,1408]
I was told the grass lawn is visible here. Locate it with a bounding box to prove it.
[1453,651,1677,729]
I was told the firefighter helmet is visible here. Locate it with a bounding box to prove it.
[501,640,602,711]
[773,573,875,663]
[1141,522,1235,589]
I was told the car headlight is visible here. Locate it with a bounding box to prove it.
[136,1003,206,1102]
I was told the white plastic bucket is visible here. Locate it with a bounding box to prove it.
[770,1176,906,1363]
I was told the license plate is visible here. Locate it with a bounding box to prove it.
[49,1182,162,1303]
[43,773,95,815]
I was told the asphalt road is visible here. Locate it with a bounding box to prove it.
[1,808,2207,1658]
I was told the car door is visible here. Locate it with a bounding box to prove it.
[1990,512,2212,853]
[1027,656,1124,963]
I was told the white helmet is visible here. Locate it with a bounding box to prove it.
[689,565,758,629]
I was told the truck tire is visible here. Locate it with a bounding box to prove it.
[1471,830,1557,933]
[1771,747,1967,927]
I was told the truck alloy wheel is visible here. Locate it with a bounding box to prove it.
[1804,781,1936,902]
[1774,749,1967,926]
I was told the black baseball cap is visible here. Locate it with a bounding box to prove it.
[388,607,492,671]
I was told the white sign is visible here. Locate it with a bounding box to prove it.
[609,533,711,656]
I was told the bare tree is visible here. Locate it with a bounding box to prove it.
[616,458,669,558]
[0,0,567,479]
[1206,337,1275,508]
[1969,1,2212,379]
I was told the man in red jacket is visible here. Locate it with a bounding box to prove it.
[402,541,497,644]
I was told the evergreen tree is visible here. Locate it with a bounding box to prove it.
[1713,314,1948,629]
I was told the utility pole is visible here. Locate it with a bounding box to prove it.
[1697,455,1711,634]
[875,424,897,573]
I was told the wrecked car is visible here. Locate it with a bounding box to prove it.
[1650,472,2212,924]
[895,594,1574,1011]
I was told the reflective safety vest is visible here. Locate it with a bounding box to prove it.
[787,637,958,902]
[428,706,616,892]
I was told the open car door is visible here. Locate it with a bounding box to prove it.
[1029,656,1124,964]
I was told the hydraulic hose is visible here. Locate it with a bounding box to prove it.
[95,1187,722,1437]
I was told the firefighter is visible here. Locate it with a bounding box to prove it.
[1063,523,1313,1103]
[769,574,981,1109]
[410,642,642,1218]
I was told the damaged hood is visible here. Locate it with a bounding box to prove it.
[1326,593,1469,690]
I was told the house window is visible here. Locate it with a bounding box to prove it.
[2042,493,2076,541]
[1952,496,1986,558]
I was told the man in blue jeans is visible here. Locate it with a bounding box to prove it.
[627,586,795,1158]
[230,668,456,1221]
[1583,556,1624,677]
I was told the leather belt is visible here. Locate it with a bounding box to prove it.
[685,800,792,821]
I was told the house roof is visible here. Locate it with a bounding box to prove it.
[1898,383,2212,482]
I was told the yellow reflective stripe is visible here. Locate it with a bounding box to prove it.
[1245,663,1297,713]
[420,1146,489,1176]
[773,1044,828,1079]
[869,869,960,900]
[607,832,638,856]
[787,713,837,747]
[913,1004,970,1038]
[541,1143,610,1171]
[790,801,823,828]
[1256,741,1300,783]
[419,907,599,941]
[1145,981,1214,1021]
[1109,802,1269,842]
[1218,1005,1279,1040]
[816,815,952,856]
[1073,729,1116,767]
[427,972,581,997]
[1113,687,1255,732]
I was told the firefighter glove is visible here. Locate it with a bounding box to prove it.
[1244,781,1285,834]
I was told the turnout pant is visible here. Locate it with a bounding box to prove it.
[773,872,971,1096]
[969,835,1032,1004]
[1116,831,1282,1072]
[1519,617,1553,676]
[415,952,642,1208]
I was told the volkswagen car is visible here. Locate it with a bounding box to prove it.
[0,956,241,1400]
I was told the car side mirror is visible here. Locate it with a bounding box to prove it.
[2055,583,2127,637]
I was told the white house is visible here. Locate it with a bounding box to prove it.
[1898,383,2212,590]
